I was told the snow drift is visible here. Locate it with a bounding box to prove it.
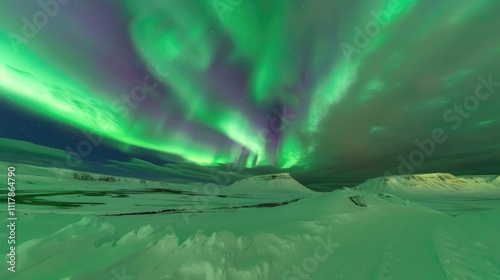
[2,164,499,280]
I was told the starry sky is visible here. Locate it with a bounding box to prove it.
[1,0,499,188]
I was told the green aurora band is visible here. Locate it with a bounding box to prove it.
[0,0,498,172]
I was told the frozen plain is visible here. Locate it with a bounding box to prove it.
[1,162,500,280]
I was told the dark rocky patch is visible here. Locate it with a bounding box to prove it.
[349,195,367,207]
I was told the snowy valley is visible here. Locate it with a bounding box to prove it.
[1,162,500,279]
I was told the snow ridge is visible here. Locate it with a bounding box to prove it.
[225,173,316,194]
[356,173,500,194]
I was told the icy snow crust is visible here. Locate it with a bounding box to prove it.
[1,163,499,280]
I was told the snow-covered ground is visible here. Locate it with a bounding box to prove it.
[1,163,499,279]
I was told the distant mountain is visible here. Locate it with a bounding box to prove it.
[355,173,500,194]
[224,173,316,194]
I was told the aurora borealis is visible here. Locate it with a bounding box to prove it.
[1,0,499,185]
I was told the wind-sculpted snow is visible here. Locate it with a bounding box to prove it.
[1,166,499,279]
[2,186,500,279]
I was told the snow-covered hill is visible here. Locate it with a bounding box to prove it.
[356,173,500,195]
[223,173,316,194]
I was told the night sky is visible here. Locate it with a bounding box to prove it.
[1,0,499,188]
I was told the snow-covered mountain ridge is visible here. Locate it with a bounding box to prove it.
[355,173,500,194]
